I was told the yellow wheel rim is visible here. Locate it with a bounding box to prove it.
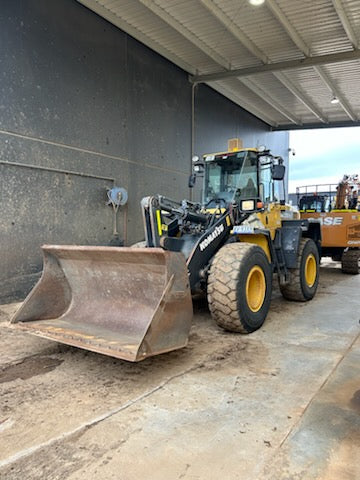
[246,266,266,313]
[305,253,317,287]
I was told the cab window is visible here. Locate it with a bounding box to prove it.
[259,164,273,203]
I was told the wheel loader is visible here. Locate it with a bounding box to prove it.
[11,148,321,361]
[297,174,360,274]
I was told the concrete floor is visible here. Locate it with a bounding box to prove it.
[0,261,359,480]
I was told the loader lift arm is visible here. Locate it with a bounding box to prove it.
[141,195,233,290]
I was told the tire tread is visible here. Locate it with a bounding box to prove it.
[208,243,268,333]
[341,249,360,274]
[279,238,318,301]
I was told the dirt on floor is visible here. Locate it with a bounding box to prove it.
[0,263,359,480]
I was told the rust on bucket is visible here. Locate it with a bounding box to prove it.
[11,246,193,361]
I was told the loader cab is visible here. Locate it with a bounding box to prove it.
[200,148,285,212]
[203,149,259,208]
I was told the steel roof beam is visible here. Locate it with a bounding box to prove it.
[273,119,360,131]
[265,0,311,56]
[190,49,360,83]
[193,0,358,123]
[260,0,328,123]
[199,0,301,123]
[274,72,328,123]
[137,0,230,69]
[240,77,301,124]
[198,0,311,124]
[314,66,358,121]
[265,0,358,121]
[332,0,359,49]
[84,0,358,126]
[209,82,277,126]
[199,0,357,122]
[199,0,269,64]
[137,0,301,124]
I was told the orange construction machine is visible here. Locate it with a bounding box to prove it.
[297,174,360,274]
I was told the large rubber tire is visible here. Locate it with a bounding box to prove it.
[341,249,360,274]
[279,238,319,302]
[207,243,272,333]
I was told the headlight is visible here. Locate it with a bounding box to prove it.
[241,200,255,211]
[194,164,204,173]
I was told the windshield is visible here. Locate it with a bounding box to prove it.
[204,151,258,204]
[299,196,327,212]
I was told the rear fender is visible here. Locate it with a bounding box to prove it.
[236,234,271,262]
[281,219,321,266]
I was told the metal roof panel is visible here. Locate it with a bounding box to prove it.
[78,0,360,128]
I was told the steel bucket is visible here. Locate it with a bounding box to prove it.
[11,246,193,361]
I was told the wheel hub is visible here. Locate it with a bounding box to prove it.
[246,266,266,312]
[305,253,316,287]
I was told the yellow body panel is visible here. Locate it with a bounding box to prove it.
[257,204,282,240]
[205,207,227,214]
[238,234,271,262]
[281,204,300,219]
[237,204,299,261]
[156,210,163,236]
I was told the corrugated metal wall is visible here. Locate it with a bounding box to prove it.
[0,0,288,302]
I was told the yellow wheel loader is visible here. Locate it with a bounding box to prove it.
[11,148,321,361]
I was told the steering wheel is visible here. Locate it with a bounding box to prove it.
[205,197,227,208]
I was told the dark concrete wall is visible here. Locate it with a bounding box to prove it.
[193,85,289,201]
[195,85,289,161]
[0,0,288,302]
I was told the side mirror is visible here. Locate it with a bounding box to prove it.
[271,164,285,181]
[189,159,205,188]
[188,174,196,188]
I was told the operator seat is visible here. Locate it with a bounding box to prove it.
[242,178,257,198]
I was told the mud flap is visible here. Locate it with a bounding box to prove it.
[11,246,193,362]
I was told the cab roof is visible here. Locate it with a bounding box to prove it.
[203,148,258,159]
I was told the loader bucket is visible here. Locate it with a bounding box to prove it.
[11,246,193,362]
